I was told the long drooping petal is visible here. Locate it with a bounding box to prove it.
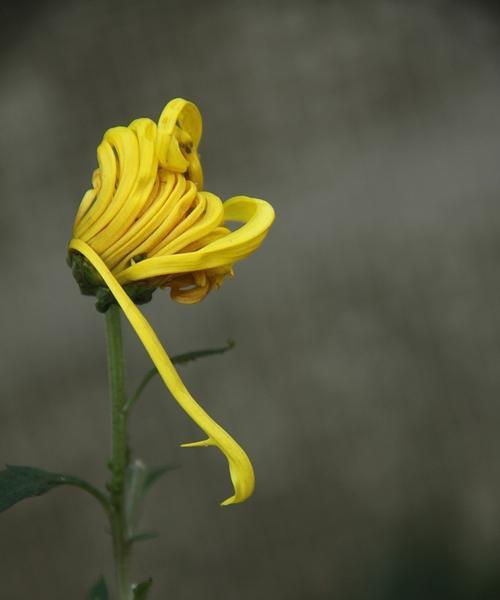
[69,237,255,506]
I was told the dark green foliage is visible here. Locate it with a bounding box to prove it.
[87,577,109,600]
[0,465,109,514]
[0,465,79,512]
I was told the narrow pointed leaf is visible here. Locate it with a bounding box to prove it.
[144,464,178,490]
[171,339,235,365]
[88,577,109,600]
[124,340,235,414]
[125,462,178,541]
[129,531,159,543]
[132,578,152,599]
[125,460,148,538]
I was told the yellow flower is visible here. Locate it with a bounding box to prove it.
[68,99,274,505]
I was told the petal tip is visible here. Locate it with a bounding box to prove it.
[220,495,236,507]
[181,438,212,448]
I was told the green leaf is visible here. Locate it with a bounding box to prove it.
[125,460,149,539]
[170,339,235,365]
[88,577,109,600]
[0,465,78,512]
[0,465,110,514]
[132,578,152,599]
[125,461,177,542]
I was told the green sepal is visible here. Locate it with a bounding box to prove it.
[67,251,157,312]
[87,576,109,600]
[0,465,109,514]
[95,282,157,313]
[69,252,102,296]
[132,578,153,599]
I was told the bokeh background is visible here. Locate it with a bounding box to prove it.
[1,0,500,598]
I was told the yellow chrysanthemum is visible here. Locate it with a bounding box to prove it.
[68,99,274,505]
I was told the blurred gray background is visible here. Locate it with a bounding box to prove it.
[1,0,500,598]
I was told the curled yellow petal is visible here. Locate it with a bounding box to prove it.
[156,98,203,189]
[116,195,274,285]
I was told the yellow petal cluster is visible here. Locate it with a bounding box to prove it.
[68,99,274,505]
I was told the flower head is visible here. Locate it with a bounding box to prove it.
[68,99,274,505]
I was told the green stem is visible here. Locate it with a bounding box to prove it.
[105,304,131,600]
